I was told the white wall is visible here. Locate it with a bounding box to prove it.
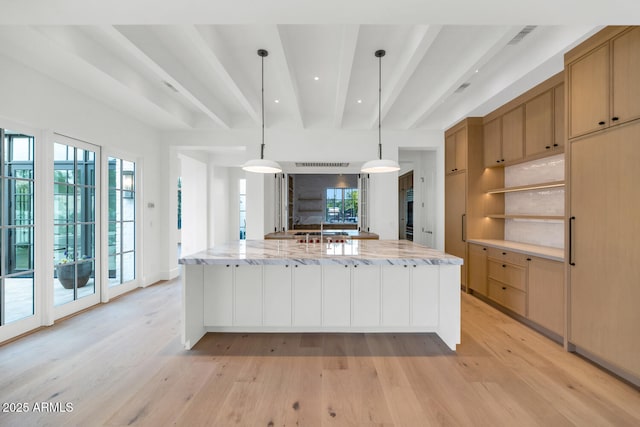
[180,154,208,256]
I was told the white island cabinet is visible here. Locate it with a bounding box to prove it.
[180,240,462,351]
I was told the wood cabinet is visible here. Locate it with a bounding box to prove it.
[483,117,502,168]
[569,121,640,380]
[468,244,487,296]
[525,91,553,157]
[445,172,467,288]
[527,257,563,336]
[568,26,640,138]
[501,106,524,163]
[446,117,503,289]
[445,129,467,174]
[566,26,640,384]
[487,248,527,316]
[553,83,565,149]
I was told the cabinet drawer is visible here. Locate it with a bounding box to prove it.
[488,261,526,291]
[488,279,526,316]
[487,248,528,267]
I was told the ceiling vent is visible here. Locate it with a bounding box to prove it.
[454,82,471,93]
[295,162,350,168]
[508,26,537,45]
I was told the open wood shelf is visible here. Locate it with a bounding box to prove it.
[486,214,565,220]
[486,180,565,194]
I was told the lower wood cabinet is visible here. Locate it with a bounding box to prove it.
[527,257,564,335]
[470,246,564,337]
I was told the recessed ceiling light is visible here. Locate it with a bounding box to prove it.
[357,99,362,104]
[314,76,320,81]
[274,99,280,103]
[475,69,479,73]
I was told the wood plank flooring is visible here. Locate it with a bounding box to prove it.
[0,275,638,426]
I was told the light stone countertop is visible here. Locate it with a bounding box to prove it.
[179,239,463,266]
[467,239,564,262]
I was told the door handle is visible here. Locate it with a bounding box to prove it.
[569,216,576,266]
[461,213,466,242]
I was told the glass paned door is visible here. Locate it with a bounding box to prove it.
[53,140,99,309]
[108,157,136,287]
[1,129,36,325]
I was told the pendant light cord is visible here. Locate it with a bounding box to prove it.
[378,52,382,160]
[260,52,265,160]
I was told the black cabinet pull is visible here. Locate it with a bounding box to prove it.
[502,252,506,255]
[526,258,531,261]
[569,216,576,266]
[502,264,506,268]
[226,264,230,267]
[612,116,619,121]
[496,160,500,163]
[598,121,606,125]
[294,265,298,268]
[501,159,505,162]
[502,287,507,290]
[354,265,358,268]
[553,143,559,147]
[482,248,486,251]
[545,146,551,149]
[404,265,408,268]
[462,214,466,242]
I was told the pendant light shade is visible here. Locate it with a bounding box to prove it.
[361,49,400,174]
[243,49,282,174]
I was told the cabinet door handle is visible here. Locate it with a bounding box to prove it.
[482,247,486,251]
[526,258,531,261]
[545,145,551,149]
[502,252,506,255]
[598,121,606,126]
[612,116,619,121]
[553,143,559,147]
[502,286,507,290]
[502,264,506,268]
[569,216,576,266]
[501,159,505,162]
[461,214,466,242]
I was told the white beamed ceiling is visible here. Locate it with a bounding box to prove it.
[0,1,637,133]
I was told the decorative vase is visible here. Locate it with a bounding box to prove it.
[56,262,92,289]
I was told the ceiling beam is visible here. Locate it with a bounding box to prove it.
[31,25,198,128]
[369,25,442,129]
[265,25,305,129]
[333,25,360,128]
[403,26,523,129]
[101,25,231,129]
[183,25,262,127]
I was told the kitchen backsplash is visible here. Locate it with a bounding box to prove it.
[504,153,564,249]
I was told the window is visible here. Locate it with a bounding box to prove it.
[108,157,136,287]
[325,187,358,223]
[1,129,35,325]
[53,142,97,306]
[239,179,246,239]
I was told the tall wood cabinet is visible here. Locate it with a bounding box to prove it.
[566,26,640,383]
[445,118,503,289]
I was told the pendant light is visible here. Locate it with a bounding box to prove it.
[361,49,400,174]
[243,49,282,174]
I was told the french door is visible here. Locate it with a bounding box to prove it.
[53,136,101,318]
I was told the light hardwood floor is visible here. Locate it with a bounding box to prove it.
[0,276,638,426]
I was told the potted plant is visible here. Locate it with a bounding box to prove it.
[56,252,93,289]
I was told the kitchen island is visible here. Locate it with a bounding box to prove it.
[179,240,462,350]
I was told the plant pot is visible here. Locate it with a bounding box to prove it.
[56,262,93,289]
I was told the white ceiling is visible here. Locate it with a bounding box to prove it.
[0,1,638,133]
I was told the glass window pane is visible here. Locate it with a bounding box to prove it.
[77,260,95,299]
[54,225,74,264]
[76,186,95,223]
[122,252,135,283]
[122,221,135,252]
[7,179,34,225]
[76,149,96,186]
[54,143,70,161]
[114,158,122,189]
[77,223,95,260]
[108,254,121,287]
[122,194,134,221]
[54,185,74,223]
[108,221,117,255]
[108,157,118,188]
[11,226,34,272]
[4,273,35,323]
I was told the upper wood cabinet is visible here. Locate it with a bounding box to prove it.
[484,74,563,168]
[553,83,565,149]
[525,91,553,157]
[501,106,524,163]
[483,117,502,168]
[567,26,640,139]
[445,129,467,174]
